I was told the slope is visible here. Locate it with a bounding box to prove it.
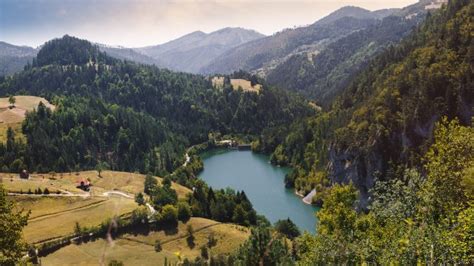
[200,6,398,76]
[0,35,313,178]
[137,27,265,73]
[0,41,37,76]
[262,0,473,206]
[266,15,421,105]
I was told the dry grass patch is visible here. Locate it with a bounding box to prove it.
[1,171,191,198]
[230,79,261,94]
[12,196,106,220]
[0,95,55,111]
[0,95,55,142]
[23,196,137,243]
[43,217,250,265]
[42,237,177,266]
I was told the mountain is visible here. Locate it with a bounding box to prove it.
[266,15,421,105]
[263,1,451,106]
[0,35,313,175]
[314,6,400,26]
[200,6,398,76]
[0,42,37,76]
[262,0,473,208]
[97,44,163,66]
[269,1,473,263]
[136,27,265,73]
[0,40,162,75]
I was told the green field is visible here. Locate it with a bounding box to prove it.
[42,218,250,265]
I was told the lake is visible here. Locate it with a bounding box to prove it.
[198,149,318,233]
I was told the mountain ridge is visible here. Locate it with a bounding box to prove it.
[136,27,265,73]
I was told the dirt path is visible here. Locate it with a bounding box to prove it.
[102,191,133,199]
[119,222,222,246]
[28,199,110,222]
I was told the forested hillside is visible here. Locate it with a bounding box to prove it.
[200,15,382,75]
[0,42,37,76]
[266,15,420,105]
[0,35,313,175]
[261,0,472,202]
[243,0,473,263]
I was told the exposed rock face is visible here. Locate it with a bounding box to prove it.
[328,108,472,209]
[328,146,379,208]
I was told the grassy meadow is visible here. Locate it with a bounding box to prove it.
[0,95,55,142]
[42,218,250,265]
[2,170,192,244]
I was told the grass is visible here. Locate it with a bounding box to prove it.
[0,95,55,142]
[0,95,55,111]
[42,218,250,265]
[230,79,261,93]
[19,196,137,243]
[3,170,192,244]
[12,196,107,220]
[1,170,191,198]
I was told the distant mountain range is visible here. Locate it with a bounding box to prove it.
[0,0,444,78]
[136,27,265,73]
[199,2,435,76]
[0,42,37,76]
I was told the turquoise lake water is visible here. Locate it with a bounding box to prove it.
[198,149,318,233]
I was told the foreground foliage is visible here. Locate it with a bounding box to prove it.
[0,185,29,265]
[296,119,473,264]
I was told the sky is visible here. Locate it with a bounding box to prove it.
[1,0,419,48]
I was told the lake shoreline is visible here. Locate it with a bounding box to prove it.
[198,148,318,232]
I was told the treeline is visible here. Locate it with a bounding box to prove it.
[0,35,313,175]
[0,97,184,175]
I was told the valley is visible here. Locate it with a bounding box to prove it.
[0,0,472,265]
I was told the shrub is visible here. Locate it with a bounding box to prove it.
[177,202,192,222]
[154,240,162,252]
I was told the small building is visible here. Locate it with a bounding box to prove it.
[77,179,91,191]
[19,169,29,179]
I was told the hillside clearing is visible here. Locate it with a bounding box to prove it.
[1,170,191,198]
[0,95,55,142]
[2,170,192,244]
[230,79,261,93]
[18,196,137,243]
[42,218,250,265]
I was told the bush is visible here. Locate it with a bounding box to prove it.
[154,240,162,252]
[108,260,124,266]
[135,192,145,205]
[200,246,209,259]
[186,224,195,248]
[177,202,192,222]
[274,218,300,239]
[160,204,178,226]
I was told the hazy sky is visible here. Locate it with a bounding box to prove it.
[1,0,418,48]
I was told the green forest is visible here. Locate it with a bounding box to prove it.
[0,35,313,175]
[0,0,473,265]
[250,0,473,263]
